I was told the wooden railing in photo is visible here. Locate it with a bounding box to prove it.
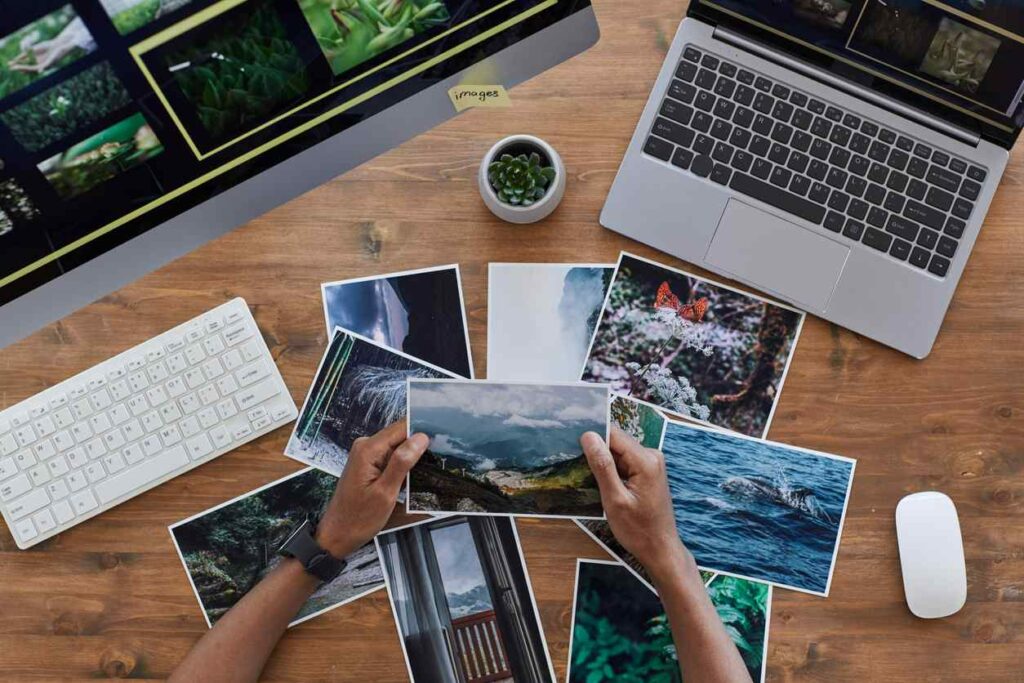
[451,610,512,683]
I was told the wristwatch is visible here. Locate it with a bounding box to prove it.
[277,518,347,583]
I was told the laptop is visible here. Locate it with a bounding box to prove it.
[601,0,1020,358]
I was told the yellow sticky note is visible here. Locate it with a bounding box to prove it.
[449,85,511,112]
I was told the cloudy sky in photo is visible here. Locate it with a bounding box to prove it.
[409,381,608,428]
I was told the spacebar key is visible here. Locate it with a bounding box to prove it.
[730,172,826,224]
[94,446,189,504]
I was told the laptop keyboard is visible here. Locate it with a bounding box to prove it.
[643,46,990,279]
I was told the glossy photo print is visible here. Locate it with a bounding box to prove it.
[169,468,384,628]
[407,380,610,518]
[284,327,458,476]
[322,265,473,378]
[377,516,555,683]
[0,5,97,101]
[99,0,198,35]
[575,395,666,591]
[662,421,855,596]
[487,263,613,382]
[581,253,804,438]
[567,560,770,683]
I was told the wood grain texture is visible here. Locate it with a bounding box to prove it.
[1,0,1022,680]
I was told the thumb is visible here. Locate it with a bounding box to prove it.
[581,432,628,507]
[380,433,430,495]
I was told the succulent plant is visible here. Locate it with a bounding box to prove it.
[488,152,556,207]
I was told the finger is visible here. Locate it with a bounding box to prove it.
[380,433,430,494]
[356,422,410,469]
[581,432,628,506]
[609,427,655,474]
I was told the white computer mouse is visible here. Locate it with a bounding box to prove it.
[895,491,967,619]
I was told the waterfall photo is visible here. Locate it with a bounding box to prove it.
[377,516,555,683]
[487,263,613,382]
[321,265,473,377]
[406,380,610,518]
[662,421,856,595]
[284,327,458,476]
[169,468,384,628]
[581,252,805,437]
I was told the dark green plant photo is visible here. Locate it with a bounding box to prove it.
[100,0,197,35]
[489,151,556,206]
[298,0,449,77]
[570,562,769,683]
[165,0,310,143]
[1,62,132,153]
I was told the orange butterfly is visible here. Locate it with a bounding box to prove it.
[654,282,709,323]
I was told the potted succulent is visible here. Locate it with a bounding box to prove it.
[479,135,566,224]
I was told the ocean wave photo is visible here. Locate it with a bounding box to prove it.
[663,422,855,595]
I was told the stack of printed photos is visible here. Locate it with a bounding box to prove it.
[168,254,857,683]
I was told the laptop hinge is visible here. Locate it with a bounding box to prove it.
[713,27,981,147]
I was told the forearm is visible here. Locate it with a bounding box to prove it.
[169,559,319,683]
[649,544,752,683]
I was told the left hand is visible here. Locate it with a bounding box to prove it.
[314,422,429,558]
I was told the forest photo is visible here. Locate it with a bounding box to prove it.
[170,468,384,627]
[284,328,457,475]
[581,253,804,437]
[568,561,770,683]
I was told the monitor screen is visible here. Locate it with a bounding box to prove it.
[698,0,1024,136]
[0,0,589,308]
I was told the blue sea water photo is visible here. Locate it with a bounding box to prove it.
[663,422,855,594]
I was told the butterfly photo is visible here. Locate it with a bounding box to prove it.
[581,253,806,438]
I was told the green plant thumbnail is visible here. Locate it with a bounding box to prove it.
[0,5,97,101]
[101,0,198,36]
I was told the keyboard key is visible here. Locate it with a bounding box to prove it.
[824,211,844,232]
[676,60,697,82]
[917,227,939,250]
[846,176,867,198]
[827,191,849,212]
[808,182,830,204]
[932,151,950,167]
[959,179,981,200]
[652,118,694,148]
[734,84,755,107]
[884,192,906,213]
[754,76,771,92]
[84,462,106,483]
[849,155,870,177]
[14,518,37,542]
[712,142,734,164]
[701,54,719,69]
[789,91,807,107]
[952,198,973,220]
[907,157,928,179]
[772,100,793,123]
[714,78,736,99]
[860,121,878,136]
[691,154,713,177]
[890,239,912,261]
[770,166,792,188]
[768,143,788,165]
[730,150,753,173]
[879,129,897,144]
[733,105,754,128]
[810,138,831,161]
[713,98,735,120]
[887,215,919,241]
[787,152,809,174]
[71,490,99,516]
[1,473,31,502]
[683,47,702,62]
[828,125,850,146]
[749,135,770,157]
[671,147,694,170]
[867,207,888,228]
[792,131,812,153]
[848,198,868,220]
[886,171,908,193]
[808,98,825,114]
[927,165,961,193]
[752,114,773,136]
[694,90,716,112]
[186,434,214,461]
[868,141,890,163]
[904,200,944,231]
[737,68,754,84]
[945,217,966,238]
[692,112,712,132]
[811,117,832,138]
[730,172,826,224]
[925,186,954,212]
[849,133,871,155]
[936,236,958,258]
[710,119,733,141]
[28,464,50,487]
[863,228,893,252]
[909,247,931,269]
[888,149,909,171]
[966,165,987,182]
[7,487,49,520]
[52,500,74,524]
[792,109,812,131]
[825,106,842,122]
[719,62,737,78]
[751,158,771,179]
[729,127,751,149]
[753,92,774,115]
[770,123,793,145]
[949,158,967,174]
[843,219,865,241]
[907,179,927,200]
[868,163,888,184]
[913,143,932,159]
[928,254,950,277]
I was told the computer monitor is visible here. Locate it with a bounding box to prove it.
[0,0,599,348]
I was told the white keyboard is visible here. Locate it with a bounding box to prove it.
[0,298,297,549]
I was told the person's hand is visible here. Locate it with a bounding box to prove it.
[314,422,429,558]
[581,427,691,580]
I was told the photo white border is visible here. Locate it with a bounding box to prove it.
[658,418,857,597]
[578,251,807,439]
[571,519,659,595]
[403,378,612,521]
[282,324,461,475]
[320,263,475,379]
[374,515,558,683]
[485,262,615,381]
[167,466,385,629]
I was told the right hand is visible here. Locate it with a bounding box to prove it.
[580,427,690,578]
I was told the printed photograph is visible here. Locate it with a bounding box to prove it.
[322,265,473,378]
[662,420,855,595]
[284,327,457,476]
[487,263,613,382]
[37,112,164,199]
[99,0,198,35]
[169,468,384,628]
[920,17,1001,95]
[1,61,132,153]
[0,179,40,226]
[568,560,770,683]
[0,5,97,101]
[792,0,851,29]
[377,516,556,683]
[161,0,310,143]
[297,0,450,77]
[850,0,942,68]
[407,381,610,518]
[576,395,666,590]
[581,253,804,438]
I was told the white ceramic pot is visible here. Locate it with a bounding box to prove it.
[479,135,566,224]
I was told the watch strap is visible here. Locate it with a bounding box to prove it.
[278,519,347,583]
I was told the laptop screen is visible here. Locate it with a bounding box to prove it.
[0,0,589,311]
[697,0,1024,136]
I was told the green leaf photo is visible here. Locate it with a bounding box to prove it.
[0,5,97,101]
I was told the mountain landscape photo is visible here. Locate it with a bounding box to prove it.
[407,382,609,517]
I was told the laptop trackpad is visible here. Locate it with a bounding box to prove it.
[705,200,849,312]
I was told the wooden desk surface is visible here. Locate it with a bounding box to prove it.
[2,1,1022,680]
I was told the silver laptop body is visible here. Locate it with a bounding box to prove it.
[602,12,1012,359]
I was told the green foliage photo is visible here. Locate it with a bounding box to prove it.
[166,0,310,142]
[1,62,132,153]
[102,0,198,35]
[570,563,768,683]
[298,0,450,76]
[0,5,96,101]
